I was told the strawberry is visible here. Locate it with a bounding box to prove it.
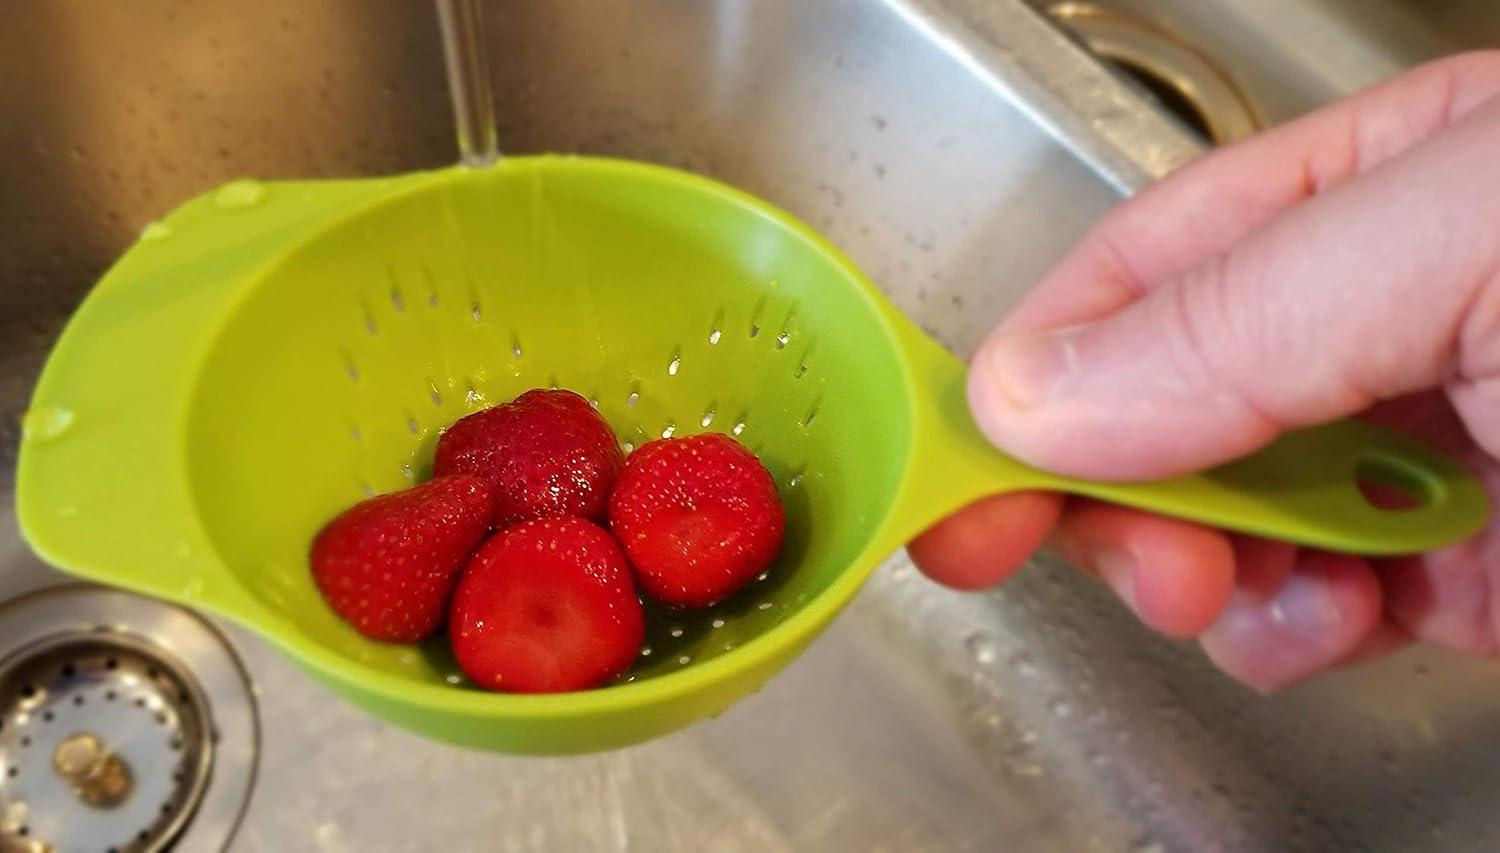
[449,517,644,693]
[310,475,495,642]
[608,433,785,607]
[433,388,624,528]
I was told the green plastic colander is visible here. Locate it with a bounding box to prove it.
[15,157,1487,754]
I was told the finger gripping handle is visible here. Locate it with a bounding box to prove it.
[1060,419,1489,556]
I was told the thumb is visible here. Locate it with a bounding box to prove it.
[968,94,1500,481]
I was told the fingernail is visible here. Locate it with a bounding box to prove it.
[982,328,1078,409]
[1094,548,1139,613]
[1267,572,1343,633]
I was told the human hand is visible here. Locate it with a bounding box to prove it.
[908,51,1500,691]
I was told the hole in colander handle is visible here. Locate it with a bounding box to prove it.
[1039,419,1489,556]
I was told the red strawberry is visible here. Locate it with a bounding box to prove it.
[608,433,785,607]
[310,475,495,642]
[449,517,644,693]
[434,388,624,528]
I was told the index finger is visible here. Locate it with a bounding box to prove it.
[1001,51,1500,334]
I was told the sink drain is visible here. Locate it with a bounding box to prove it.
[1047,2,1260,145]
[0,586,256,852]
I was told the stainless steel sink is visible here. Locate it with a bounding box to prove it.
[2,1,1498,850]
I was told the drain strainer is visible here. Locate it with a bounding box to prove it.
[0,586,256,853]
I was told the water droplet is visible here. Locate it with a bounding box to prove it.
[756,570,769,582]
[965,631,997,664]
[465,387,484,406]
[776,331,790,349]
[788,470,805,488]
[677,655,691,665]
[661,423,676,439]
[21,406,74,442]
[700,410,715,428]
[708,329,722,345]
[1009,651,1038,678]
[627,390,640,407]
[639,645,653,657]
[757,602,772,611]
[510,334,522,358]
[139,221,172,241]
[711,618,725,629]
[669,626,684,638]
[406,415,420,434]
[622,441,635,453]
[667,353,681,376]
[212,179,267,209]
[401,464,415,480]
[444,674,463,685]
[731,421,746,436]
[794,363,808,379]
[471,303,482,322]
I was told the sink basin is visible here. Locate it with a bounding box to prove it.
[2,0,1498,849]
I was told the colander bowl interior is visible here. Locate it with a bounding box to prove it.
[185,160,916,707]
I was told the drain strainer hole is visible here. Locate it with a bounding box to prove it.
[1112,60,1214,142]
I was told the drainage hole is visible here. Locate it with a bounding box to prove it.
[133,697,145,708]
[1113,60,1214,142]
[41,711,53,723]
[154,712,168,726]
[104,690,116,702]
[104,657,118,670]
[19,685,34,699]
[7,766,17,778]
[72,695,83,707]
[60,663,75,679]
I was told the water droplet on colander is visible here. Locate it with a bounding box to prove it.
[139,221,173,242]
[794,363,808,379]
[708,329,722,345]
[661,423,676,439]
[444,674,463,685]
[711,618,725,629]
[21,406,74,442]
[677,655,691,665]
[756,570,769,582]
[622,441,635,453]
[700,410,715,428]
[427,381,442,406]
[776,331,790,349]
[406,415,420,434]
[965,631,997,664]
[212,179,267,209]
[667,353,681,376]
[788,471,805,488]
[731,421,746,436]
[627,390,640,408]
[639,645,652,657]
[757,602,772,611]
[401,464,415,480]
[669,626,684,638]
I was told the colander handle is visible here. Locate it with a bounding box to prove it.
[891,328,1489,556]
